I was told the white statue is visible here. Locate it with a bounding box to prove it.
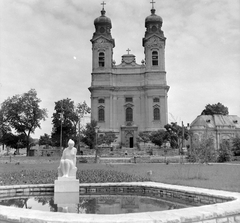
[58,139,77,177]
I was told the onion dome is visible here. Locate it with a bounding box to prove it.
[145,8,163,28]
[91,6,114,45]
[94,9,112,29]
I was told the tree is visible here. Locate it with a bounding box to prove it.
[232,134,240,156]
[98,132,117,146]
[39,134,52,147]
[164,122,189,149]
[0,132,27,153]
[201,102,229,116]
[217,140,233,162]
[149,130,166,148]
[137,132,151,145]
[190,133,216,163]
[75,101,91,153]
[0,89,47,156]
[81,120,98,150]
[0,108,11,151]
[51,98,78,147]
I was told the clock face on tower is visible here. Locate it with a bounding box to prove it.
[100,27,105,33]
[151,25,157,32]
[97,38,105,43]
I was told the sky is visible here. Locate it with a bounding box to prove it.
[0,0,240,138]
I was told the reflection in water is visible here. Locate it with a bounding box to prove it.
[0,198,30,209]
[54,192,79,213]
[0,194,186,214]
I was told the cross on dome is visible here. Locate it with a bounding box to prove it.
[101,1,106,10]
[150,0,155,9]
[126,48,131,54]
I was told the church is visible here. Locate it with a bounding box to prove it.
[89,3,169,148]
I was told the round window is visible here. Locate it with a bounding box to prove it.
[100,27,105,33]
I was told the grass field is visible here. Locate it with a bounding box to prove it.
[1,156,240,193]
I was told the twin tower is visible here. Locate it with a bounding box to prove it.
[89,4,169,148]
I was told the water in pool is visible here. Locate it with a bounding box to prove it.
[0,194,188,214]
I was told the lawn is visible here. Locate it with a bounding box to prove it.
[0,156,240,193]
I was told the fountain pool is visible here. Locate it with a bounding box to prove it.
[0,182,240,223]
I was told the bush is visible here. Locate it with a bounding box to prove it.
[186,151,197,163]
[232,135,240,156]
[217,140,233,162]
[189,137,217,163]
[79,157,88,163]
[0,169,150,185]
[136,142,141,150]
[78,169,149,183]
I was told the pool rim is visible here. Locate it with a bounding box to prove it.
[0,181,240,223]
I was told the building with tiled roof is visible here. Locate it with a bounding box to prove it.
[190,115,240,150]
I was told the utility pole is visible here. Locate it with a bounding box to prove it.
[60,100,63,151]
[94,126,99,163]
[180,121,184,164]
[78,117,81,154]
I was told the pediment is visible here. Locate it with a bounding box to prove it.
[144,34,166,42]
[91,35,113,44]
[153,104,160,108]
[143,34,166,48]
[124,103,134,108]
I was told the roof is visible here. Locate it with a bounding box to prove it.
[191,115,240,129]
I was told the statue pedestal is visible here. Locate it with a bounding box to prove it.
[54,177,79,193]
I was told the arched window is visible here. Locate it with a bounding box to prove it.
[98,107,105,122]
[153,107,160,121]
[99,52,105,67]
[98,98,105,104]
[152,51,158,66]
[153,97,160,103]
[126,107,133,122]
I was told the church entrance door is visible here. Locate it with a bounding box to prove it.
[121,127,138,148]
[125,131,134,148]
[129,137,134,148]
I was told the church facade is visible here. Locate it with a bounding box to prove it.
[89,5,169,147]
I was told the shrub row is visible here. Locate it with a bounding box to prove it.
[0,169,150,186]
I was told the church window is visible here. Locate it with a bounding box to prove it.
[98,98,105,103]
[99,52,105,67]
[152,51,158,66]
[125,97,133,103]
[126,107,133,122]
[153,107,160,121]
[153,97,160,103]
[98,107,105,122]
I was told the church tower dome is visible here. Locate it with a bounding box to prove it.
[92,6,113,40]
[144,7,164,39]
[90,2,115,71]
[94,9,112,28]
[142,3,166,71]
[145,8,163,27]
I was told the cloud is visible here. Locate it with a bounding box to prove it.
[0,0,239,137]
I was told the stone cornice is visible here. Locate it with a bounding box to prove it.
[89,85,170,92]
